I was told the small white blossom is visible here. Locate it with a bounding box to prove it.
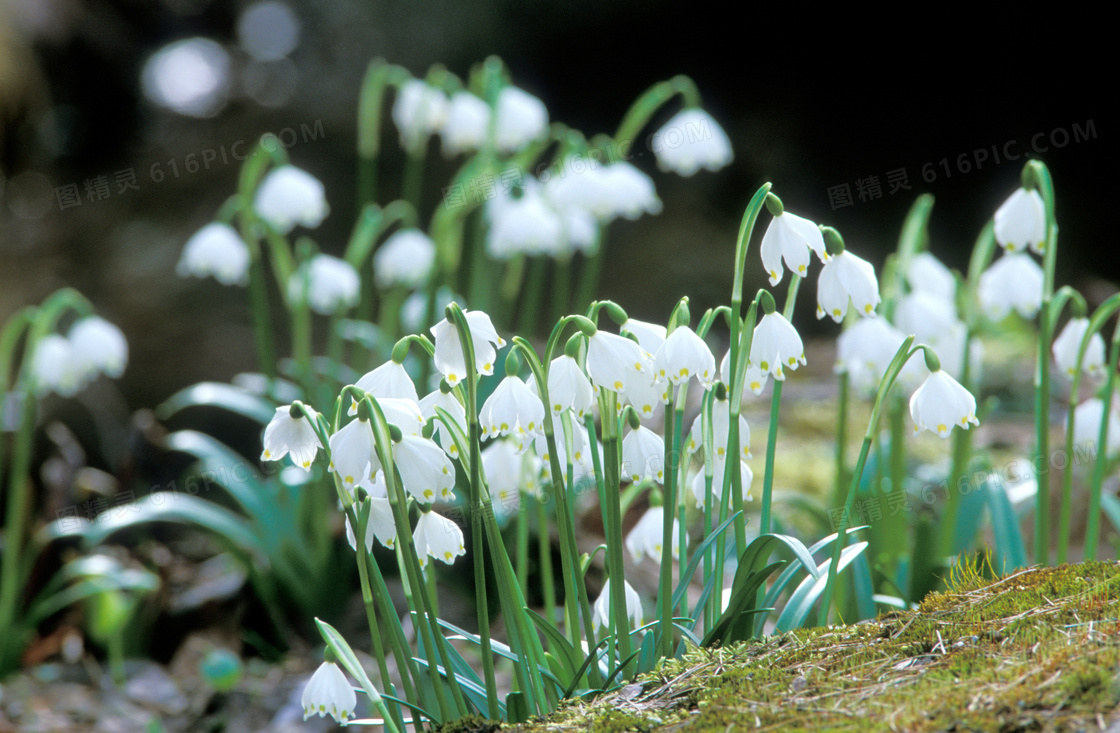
[816,250,881,322]
[687,396,751,462]
[288,254,360,315]
[1052,317,1106,381]
[691,457,754,509]
[430,309,506,387]
[479,375,545,443]
[395,434,456,503]
[253,165,328,234]
[353,360,419,407]
[906,252,956,301]
[346,492,397,551]
[618,372,670,421]
[419,388,466,458]
[652,108,733,177]
[495,86,548,152]
[654,325,716,388]
[328,418,379,491]
[30,335,82,397]
[834,317,908,394]
[978,252,1043,322]
[1073,398,1120,459]
[261,406,322,469]
[535,420,594,482]
[177,222,250,286]
[625,506,683,562]
[68,316,128,380]
[487,181,565,259]
[994,187,1046,254]
[585,330,647,395]
[621,318,666,357]
[720,349,770,396]
[441,91,490,156]
[749,312,805,380]
[909,369,979,438]
[621,425,665,484]
[374,397,427,436]
[482,439,535,520]
[592,578,642,632]
[893,291,960,346]
[413,510,466,568]
[374,228,435,290]
[544,354,595,418]
[301,662,356,724]
[392,79,449,150]
[760,212,827,286]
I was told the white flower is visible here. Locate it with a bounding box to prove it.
[749,312,805,380]
[30,335,82,397]
[495,86,548,152]
[994,187,1046,254]
[691,457,754,509]
[288,254,360,315]
[394,434,456,503]
[585,330,647,395]
[760,212,827,286]
[346,494,397,551]
[413,510,466,568]
[301,661,356,724]
[816,250,881,322]
[1073,398,1120,459]
[654,325,716,388]
[621,425,665,484]
[978,252,1043,321]
[482,439,531,519]
[177,222,250,286]
[893,291,959,346]
[328,418,379,491]
[441,91,490,156]
[373,229,435,290]
[68,316,128,380]
[261,405,322,469]
[626,506,684,562]
[535,420,594,481]
[392,79,449,149]
[480,375,545,443]
[599,163,661,221]
[651,108,733,177]
[253,165,329,234]
[909,369,979,438]
[486,181,564,259]
[621,318,666,357]
[544,355,595,418]
[592,578,642,632]
[618,372,669,420]
[353,360,419,407]
[1052,317,1106,380]
[906,252,956,301]
[374,397,427,436]
[834,317,908,394]
[419,388,466,458]
[720,349,770,396]
[687,396,751,462]
[430,309,505,387]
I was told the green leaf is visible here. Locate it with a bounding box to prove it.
[315,618,397,730]
[774,541,869,633]
[702,560,785,647]
[156,381,277,424]
[670,511,741,615]
[527,608,578,682]
[506,692,530,724]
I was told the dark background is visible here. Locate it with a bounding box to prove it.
[0,0,1111,411]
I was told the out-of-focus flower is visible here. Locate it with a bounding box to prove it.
[651,108,733,177]
[68,316,128,380]
[592,578,642,631]
[495,86,548,152]
[834,317,908,394]
[691,457,753,509]
[374,229,435,290]
[30,335,81,397]
[625,506,683,562]
[978,252,1043,321]
[288,254,360,315]
[906,252,956,301]
[253,165,328,234]
[441,91,489,156]
[1073,398,1120,459]
[994,187,1046,254]
[1052,317,1106,380]
[177,222,250,286]
[392,79,449,150]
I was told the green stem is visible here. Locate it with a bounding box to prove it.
[516,495,530,598]
[537,491,556,625]
[1088,319,1120,560]
[1030,160,1058,567]
[658,402,677,659]
[598,395,634,676]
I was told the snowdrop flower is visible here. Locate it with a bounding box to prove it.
[592,578,642,632]
[413,510,466,568]
[345,489,397,551]
[392,79,449,150]
[419,388,466,458]
[687,396,751,462]
[600,163,662,221]
[441,91,490,156]
[909,369,979,438]
[978,252,1043,321]
[535,421,595,483]
[482,439,529,519]
[373,397,427,437]
[353,360,419,406]
[301,661,356,724]
[585,330,647,395]
[253,165,328,234]
[1052,317,1106,380]
[906,252,956,301]
[430,309,505,387]
[1073,398,1120,459]
[749,312,805,380]
[994,187,1046,254]
[288,254,360,315]
[625,506,683,562]
[651,108,733,177]
[487,181,565,259]
[30,335,82,397]
[691,457,754,509]
[760,211,827,286]
[480,375,545,443]
[621,425,665,483]
[834,317,908,394]
[177,222,250,286]
[720,350,770,396]
[654,325,716,388]
[395,434,456,502]
[816,249,881,322]
[68,316,128,380]
[262,405,322,470]
[618,372,670,420]
[328,418,379,491]
[544,354,595,418]
[373,229,435,290]
[893,291,959,346]
[495,86,548,152]
[621,318,666,357]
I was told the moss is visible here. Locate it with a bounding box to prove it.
[507,562,1120,733]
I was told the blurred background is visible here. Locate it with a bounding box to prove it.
[0,0,1112,411]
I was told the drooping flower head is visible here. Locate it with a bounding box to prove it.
[651,108,733,177]
[480,374,545,444]
[834,317,908,394]
[301,661,356,724]
[909,368,979,438]
[413,510,466,568]
[495,86,548,153]
[253,165,329,234]
[30,334,82,398]
[760,211,827,286]
[288,254,360,315]
[68,315,128,381]
[816,249,881,323]
[654,325,716,388]
[373,228,435,290]
[625,506,684,562]
[592,578,642,631]
[392,78,449,150]
[978,252,1043,322]
[441,91,490,156]
[905,252,956,302]
[1052,317,1106,381]
[177,222,250,286]
[262,404,322,470]
[584,330,647,396]
[621,425,665,484]
[430,309,506,387]
[994,187,1046,254]
[749,312,805,380]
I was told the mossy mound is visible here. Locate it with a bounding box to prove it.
[511,561,1120,732]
